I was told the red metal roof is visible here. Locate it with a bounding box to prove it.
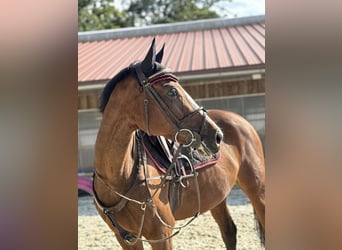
[78,16,265,84]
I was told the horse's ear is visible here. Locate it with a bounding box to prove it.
[156,43,165,63]
[141,38,156,74]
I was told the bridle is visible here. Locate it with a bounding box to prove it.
[131,62,207,148]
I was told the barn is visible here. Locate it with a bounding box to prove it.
[78,15,265,173]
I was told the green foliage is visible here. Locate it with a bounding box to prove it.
[126,0,220,25]
[78,0,225,31]
[169,0,220,23]
[78,0,128,31]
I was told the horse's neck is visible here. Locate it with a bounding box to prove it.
[94,110,136,191]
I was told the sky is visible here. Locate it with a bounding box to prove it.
[213,0,265,17]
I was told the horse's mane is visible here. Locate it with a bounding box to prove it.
[99,67,130,113]
[99,62,165,113]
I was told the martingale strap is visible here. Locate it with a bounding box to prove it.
[92,131,201,245]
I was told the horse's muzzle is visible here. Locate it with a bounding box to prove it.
[200,127,223,155]
[211,129,223,153]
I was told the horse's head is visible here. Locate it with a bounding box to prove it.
[101,38,223,154]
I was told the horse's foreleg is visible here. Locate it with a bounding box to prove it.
[149,237,173,250]
[146,225,173,250]
[96,208,144,249]
[210,200,237,250]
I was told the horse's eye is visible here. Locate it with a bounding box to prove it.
[167,88,178,98]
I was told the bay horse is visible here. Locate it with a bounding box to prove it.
[93,38,265,250]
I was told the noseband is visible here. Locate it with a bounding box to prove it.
[131,62,206,148]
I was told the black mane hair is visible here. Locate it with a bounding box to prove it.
[99,67,130,113]
[99,62,165,113]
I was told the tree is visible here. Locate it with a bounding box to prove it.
[78,0,128,31]
[126,0,222,26]
[78,0,227,31]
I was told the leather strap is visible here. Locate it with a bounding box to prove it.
[130,62,207,148]
[133,62,148,86]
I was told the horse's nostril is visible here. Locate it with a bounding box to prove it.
[216,130,223,145]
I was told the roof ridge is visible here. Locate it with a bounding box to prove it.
[78,15,265,43]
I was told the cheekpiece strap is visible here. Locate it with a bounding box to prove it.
[132,63,148,86]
